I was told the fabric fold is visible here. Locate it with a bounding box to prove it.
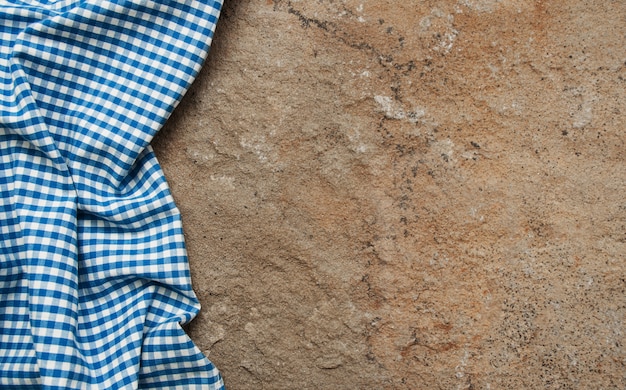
[1,0,224,388]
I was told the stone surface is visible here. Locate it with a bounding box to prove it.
[152,1,626,388]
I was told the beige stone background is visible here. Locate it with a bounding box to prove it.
[152,0,625,388]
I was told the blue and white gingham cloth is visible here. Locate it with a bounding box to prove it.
[0,0,224,388]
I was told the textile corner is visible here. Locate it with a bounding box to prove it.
[0,0,224,389]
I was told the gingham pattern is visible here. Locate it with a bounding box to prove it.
[0,0,224,388]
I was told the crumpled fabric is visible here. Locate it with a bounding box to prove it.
[0,0,224,388]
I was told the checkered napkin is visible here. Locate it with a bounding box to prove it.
[0,0,224,388]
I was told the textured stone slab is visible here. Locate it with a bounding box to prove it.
[153,1,626,388]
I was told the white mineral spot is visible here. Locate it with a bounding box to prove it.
[240,136,270,163]
[458,0,500,12]
[210,174,236,189]
[374,95,405,120]
[573,100,593,128]
[244,322,257,335]
[346,128,367,153]
[374,95,426,124]
[436,29,458,53]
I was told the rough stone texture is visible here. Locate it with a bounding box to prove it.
[152,1,626,388]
